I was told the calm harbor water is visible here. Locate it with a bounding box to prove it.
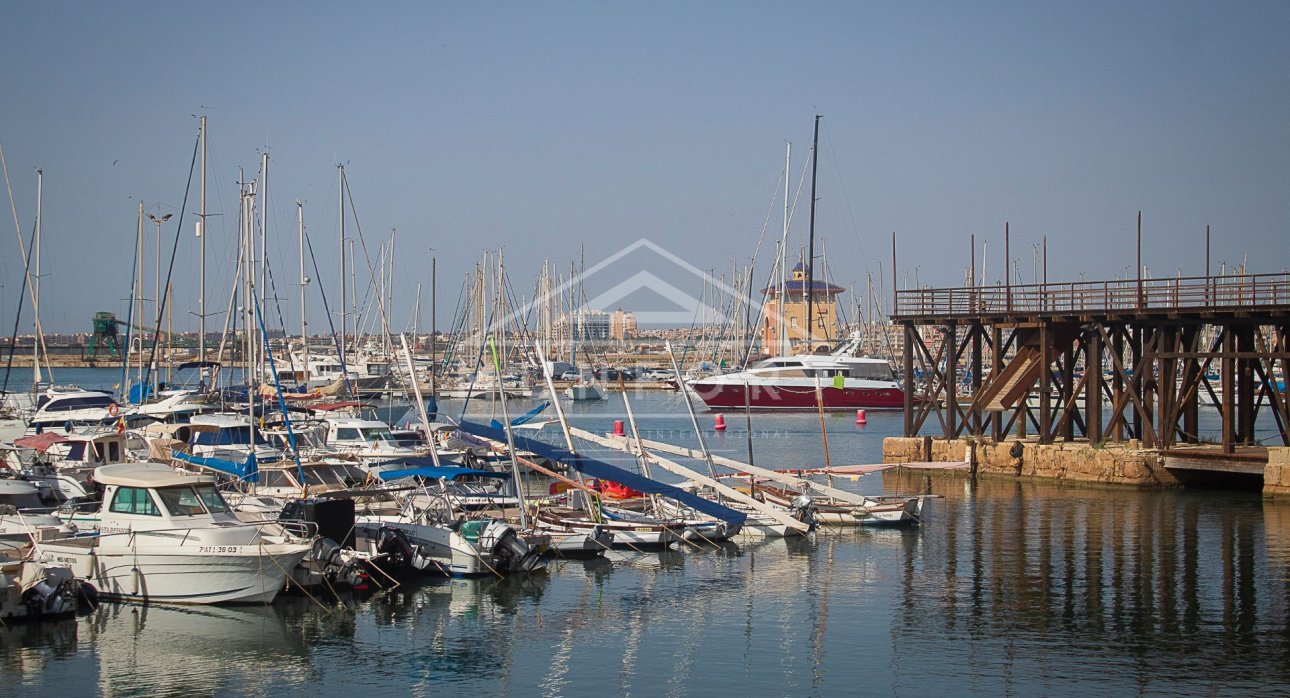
[4,369,1290,696]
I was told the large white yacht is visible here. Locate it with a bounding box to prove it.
[687,332,910,411]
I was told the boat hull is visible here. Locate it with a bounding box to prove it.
[40,537,310,604]
[689,381,907,411]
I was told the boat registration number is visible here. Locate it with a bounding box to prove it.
[198,546,241,553]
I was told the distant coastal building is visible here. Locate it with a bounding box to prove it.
[760,263,845,353]
[558,309,611,341]
[609,309,637,341]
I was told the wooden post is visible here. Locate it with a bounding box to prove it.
[946,322,958,438]
[903,322,915,437]
[1039,322,1052,444]
[971,322,983,436]
[991,325,1003,442]
[1222,326,1235,453]
[1086,327,1103,445]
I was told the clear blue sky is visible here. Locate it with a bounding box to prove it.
[2,1,1287,334]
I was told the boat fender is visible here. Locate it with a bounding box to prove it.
[1009,441,1025,459]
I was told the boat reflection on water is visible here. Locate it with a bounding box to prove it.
[88,604,311,694]
[889,476,1290,694]
[0,615,81,679]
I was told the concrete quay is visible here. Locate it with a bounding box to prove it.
[884,437,1290,499]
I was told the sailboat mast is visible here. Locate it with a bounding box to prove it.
[259,151,269,371]
[32,169,42,385]
[338,164,346,361]
[779,141,790,354]
[136,202,145,385]
[806,114,820,351]
[298,200,308,384]
[430,255,437,394]
[198,115,207,366]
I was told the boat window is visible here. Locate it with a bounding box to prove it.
[109,486,162,516]
[848,364,896,381]
[156,486,207,516]
[108,441,121,462]
[257,471,299,489]
[192,484,229,514]
[361,428,393,442]
[43,395,116,412]
[193,426,257,446]
[336,428,361,441]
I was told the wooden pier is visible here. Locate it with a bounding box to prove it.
[892,272,1290,458]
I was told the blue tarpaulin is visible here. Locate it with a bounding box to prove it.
[172,450,259,483]
[456,421,747,526]
[490,400,550,431]
[374,466,509,482]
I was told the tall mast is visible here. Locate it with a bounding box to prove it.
[338,164,346,361]
[806,114,820,351]
[198,115,207,365]
[32,169,43,385]
[136,201,145,384]
[430,255,437,394]
[298,200,308,384]
[778,140,791,355]
[259,150,269,370]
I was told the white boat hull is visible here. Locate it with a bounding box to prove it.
[41,536,310,604]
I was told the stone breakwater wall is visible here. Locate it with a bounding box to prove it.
[882,436,1181,488]
[1265,448,1290,499]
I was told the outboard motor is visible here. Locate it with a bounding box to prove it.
[22,567,79,618]
[375,526,437,573]
[790,493,819,533]
[310,536,368,589]
[478,520,544,573]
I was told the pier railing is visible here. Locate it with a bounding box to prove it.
[894,272,1290,319]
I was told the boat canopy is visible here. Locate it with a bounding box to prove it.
[373,465,509,482]
[94,462,218,488]
[456,421,747,526]
[13,432,71,453]
[171,451,259,483]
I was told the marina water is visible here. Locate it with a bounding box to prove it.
[4,369,1289,696]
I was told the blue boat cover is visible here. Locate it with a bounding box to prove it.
[489,400,550,431]
[456,421,747,526]
[172,450,259,483]
[374,465,509,481]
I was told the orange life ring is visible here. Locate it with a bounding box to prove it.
[107,403,120,417]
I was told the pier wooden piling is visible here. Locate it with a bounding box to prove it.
[892,273,1290,459]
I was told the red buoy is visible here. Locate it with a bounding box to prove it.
[613,419,625,437]
[714,414,727,431]
[856,409,867,425]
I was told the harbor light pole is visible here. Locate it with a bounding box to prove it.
[147,212,172,391]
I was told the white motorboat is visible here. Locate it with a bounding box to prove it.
[24,387,120,435]
[38,463,314,604]
[353,514,547,577]
[564,380,606,401]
